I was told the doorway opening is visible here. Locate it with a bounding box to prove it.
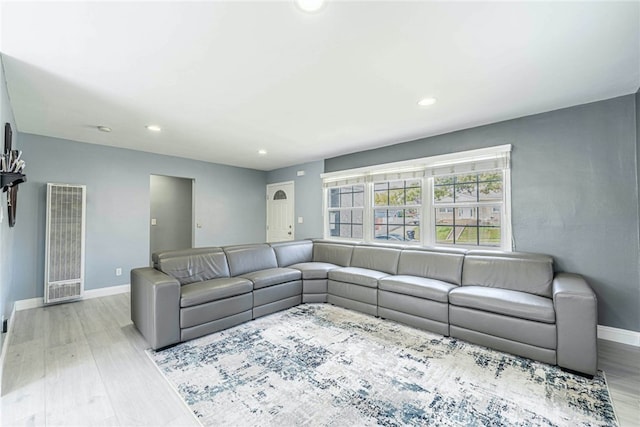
[150,175,194,263]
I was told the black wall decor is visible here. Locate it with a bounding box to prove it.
[2,123,26,227]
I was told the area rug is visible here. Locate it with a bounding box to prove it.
[147,304,617,426]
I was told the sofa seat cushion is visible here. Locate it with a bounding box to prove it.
[240,267,302,289]
[328,267,389,288]
[289,262,339,279]
[379,275,457,303]
[180,277,253,308]
[449,286,555,324]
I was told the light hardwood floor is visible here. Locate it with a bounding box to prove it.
[1,293,639,426]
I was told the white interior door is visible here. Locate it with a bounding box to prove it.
[266,181,294,242]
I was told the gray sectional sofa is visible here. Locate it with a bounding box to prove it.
[131,239,598,376]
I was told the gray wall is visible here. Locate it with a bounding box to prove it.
[0,55,19,326]
[13,133,266,301]
[266,160,324,240]
[150,175,193,257]
[636,89,640,331]
[326,95,640,332]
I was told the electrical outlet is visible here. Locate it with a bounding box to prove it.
[115,267,122,276]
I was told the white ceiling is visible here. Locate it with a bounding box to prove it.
[1,1,638,171]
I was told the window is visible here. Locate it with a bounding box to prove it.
[433,171,503,247]
[273,190,287,200]
[321,145,512,250]
[327,184,364,239]
[373,179,421,242]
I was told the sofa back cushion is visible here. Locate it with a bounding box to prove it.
[153,247,230,285]
[270,240,313,267]
[462,250,554,298]
[397,248,466,285]
[224,244,278,276]
[313,241,354,266]
[350,245,401,275]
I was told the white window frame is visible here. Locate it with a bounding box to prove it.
[323,183,366,242]
[371,178,423,244]
[321,145,513,250]
[430,170,509,249]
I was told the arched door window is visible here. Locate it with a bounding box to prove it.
[273,190,287,200]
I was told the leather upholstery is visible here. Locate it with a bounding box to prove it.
[328,280,378,305]
[378,291,449,323]
[553,273,598,376]
[302,279,328,294]
[131,267,181,350]
[131,240,598,376]
[240,267,302,289]
[312,240,354,266]
[328,267,389,288]
[378,276,457,303]
[180,277,253,307]
[397,248,465,285]
[288,262,338,279]
[224,244,278,277]
[326,294,377,317]
[450,326,557,366]
[350,246,400,275]
[378,307,450,336]
[181,293,253,328]
[449,305,556,349]
[182,311,253,342]
[155,248,230,285]
[462,250,554,298]
[253,281,302,307]
[449,286,556,323]
[153,246,221,268]
[270,240,313,267]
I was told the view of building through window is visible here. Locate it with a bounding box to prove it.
[328,185,364,239]
[322,145,511,249]
[433,172,503,246]
[373,179,421,242]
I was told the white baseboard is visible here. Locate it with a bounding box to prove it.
[597,325,640,347]
[14,283,131,312]
[84,284,131,300]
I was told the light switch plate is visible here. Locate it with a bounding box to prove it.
[151,218,157,226]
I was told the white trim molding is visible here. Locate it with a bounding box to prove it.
[14,283,131,312]
[597,325,640,347]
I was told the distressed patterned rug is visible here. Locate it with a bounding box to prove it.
[148,304,617,427]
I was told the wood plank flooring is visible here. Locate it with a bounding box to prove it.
[1,294,197,427]
[1,293,639,426]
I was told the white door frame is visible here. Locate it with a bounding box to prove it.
[266,181,295,242]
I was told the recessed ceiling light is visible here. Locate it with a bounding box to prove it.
[295,0,326,13]
[258,149,268,156]
[418,97,437,107]
[97,126,112,132]
[146,125,162,132]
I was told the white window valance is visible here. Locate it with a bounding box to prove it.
[321,145,511,186]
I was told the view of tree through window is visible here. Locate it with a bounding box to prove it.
[328,185,364,239]
[373,179,421,242]
[433,172,503,246]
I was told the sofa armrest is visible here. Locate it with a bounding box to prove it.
[131,267,181,350]
[552,273,598,376]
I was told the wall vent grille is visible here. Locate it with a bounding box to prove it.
[44,183,86,304]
